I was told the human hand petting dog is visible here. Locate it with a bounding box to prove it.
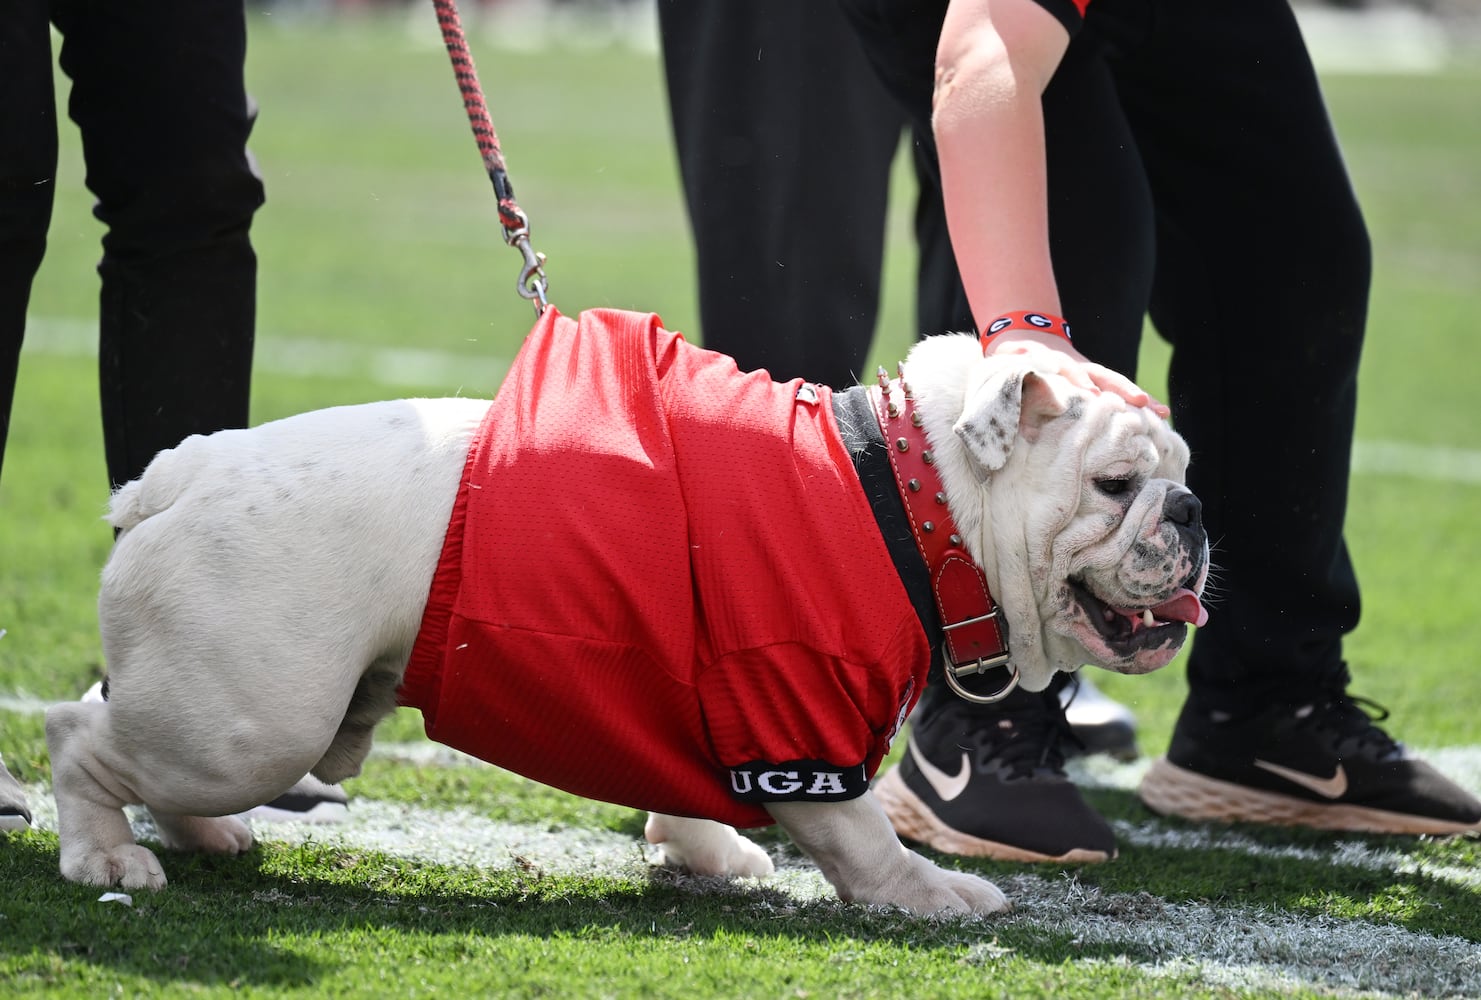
[982,329,1171,419]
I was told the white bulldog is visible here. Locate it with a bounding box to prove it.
[46,309,1207,915]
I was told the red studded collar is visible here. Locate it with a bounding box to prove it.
[869,373,1020,704]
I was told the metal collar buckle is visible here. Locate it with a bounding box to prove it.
[943,654,1021,704]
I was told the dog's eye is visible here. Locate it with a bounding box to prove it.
[1096,477,1132,497]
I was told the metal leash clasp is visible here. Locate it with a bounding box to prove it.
[500,204,547,314]
[509,229,549,314]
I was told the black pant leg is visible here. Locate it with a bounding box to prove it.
[0,0,60,481]
[1107,0,1369,710]
[659,0,902,388]
[907,133,977,339]
[1039,19,1154,377]
[53,0,263,490]
[837,0,976,341]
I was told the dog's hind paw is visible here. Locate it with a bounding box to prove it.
[153,813,254,855]
[644,813,775,878]
[62,844,168,891]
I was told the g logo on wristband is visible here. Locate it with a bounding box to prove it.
[981,311,1073,350]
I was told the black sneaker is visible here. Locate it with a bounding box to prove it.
[874,677,1117,862]
[0,755,33,832]
[1139,674,1481,835]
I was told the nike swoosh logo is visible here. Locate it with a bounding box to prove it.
[1252,759,1349,799]
[908,732,972,802]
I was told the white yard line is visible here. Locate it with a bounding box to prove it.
[19,315,509,393]
[397,1,1457,75]
[1352,440,1481,485]
[12,739,1481,999]
[21,314,1481,485]
[1293,3,1453,76]
[993,870,1481,998]
[14,762,1481,999]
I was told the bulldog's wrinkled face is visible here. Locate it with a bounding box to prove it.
[1040,395,1209,677]
[907,335,1210,693]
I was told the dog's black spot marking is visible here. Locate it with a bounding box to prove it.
[998,374,1023,405]
[1064,396,1085,421]
[1130,543,1176,576]
[960,419,1008,459]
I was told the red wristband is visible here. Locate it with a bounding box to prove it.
[980,311,1073,351]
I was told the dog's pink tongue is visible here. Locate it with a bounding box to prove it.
[1153,589,1208,628]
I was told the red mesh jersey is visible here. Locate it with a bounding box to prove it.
[399,308,927,827]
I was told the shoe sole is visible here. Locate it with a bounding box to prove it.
[0,814,32,832]
[873,767,1113,863]
[1139,757,1481,836]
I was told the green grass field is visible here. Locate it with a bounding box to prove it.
[3,10,1481,998]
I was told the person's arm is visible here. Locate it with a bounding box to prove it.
[934,0,1165,413]
[935,0,1066,322]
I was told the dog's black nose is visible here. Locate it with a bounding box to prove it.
[1164,490,1203,530]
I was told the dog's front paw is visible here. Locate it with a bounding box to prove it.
[834,850,1008,915]
[884,854,1009,915]
[61,844,168,891]
[644,813,774,878]
[766,794,1010,915]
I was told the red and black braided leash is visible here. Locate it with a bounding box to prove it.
[431,0,549,313]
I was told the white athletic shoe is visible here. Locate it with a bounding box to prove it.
[1060,675,1140,761]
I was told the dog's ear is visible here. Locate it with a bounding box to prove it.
[954,369,1069,471]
